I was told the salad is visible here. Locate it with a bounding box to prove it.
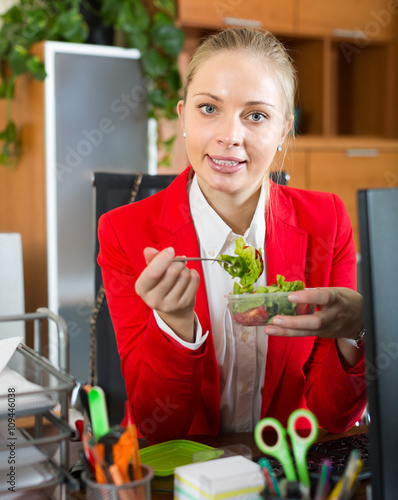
[219,238,313,326]
[219,237,264,294]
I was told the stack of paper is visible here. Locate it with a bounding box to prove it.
[174,455,265,500]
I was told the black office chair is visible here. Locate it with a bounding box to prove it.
[92,172,177,425]
[92,170,288,426]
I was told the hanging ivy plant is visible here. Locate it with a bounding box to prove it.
[0,0,184,169]
[100,0,184,166]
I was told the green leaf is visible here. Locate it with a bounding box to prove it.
[150,21,184,56]
[26,55,46,81]
[21,8,48,41]
[0,78,15,100]
[0,140,19,169]
[52,10,88,42]
[163,134,176,147]
[100,0,122,26]
[141,49,169,78]
[153,11,173,24]
[0,38,10,56]
[124,32,149,53]
[165,68,181,92]
[164,96,179,119]
[147,88,166,108]
[8,45,29,76]
[117,0,150,33]
[131,0,151,31]
[0,121,17,142]
[1,5,23,24]
[153,0,176,18]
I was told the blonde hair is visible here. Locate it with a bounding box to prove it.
[182,27,296,124]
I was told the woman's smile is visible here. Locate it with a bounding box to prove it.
[207,154,246,173]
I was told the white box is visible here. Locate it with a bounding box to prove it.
[174,455,265,500]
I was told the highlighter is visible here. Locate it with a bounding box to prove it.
[88,386,110,442]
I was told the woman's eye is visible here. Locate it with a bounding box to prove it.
[248,112,266,122]
[199,104,216,114]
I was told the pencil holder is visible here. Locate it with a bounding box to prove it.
[82,464,154,500]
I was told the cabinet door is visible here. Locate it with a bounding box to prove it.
[271,151,308,190]
[0,49,48,336]
[298,0,395,40]
[308,151,398,250]
[178,0,295,33]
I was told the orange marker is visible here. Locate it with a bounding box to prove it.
[125,401,142,480]
[112,428,134,483]
[90,442,112,484]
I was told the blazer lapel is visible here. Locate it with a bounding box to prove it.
[156,169,220,430]
[261,182,308,416]
[156,167,213,339]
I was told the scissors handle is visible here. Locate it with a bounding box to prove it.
[254,418,297,482]
[287,409,319,487]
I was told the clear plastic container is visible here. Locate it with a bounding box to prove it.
[226,292,316,327]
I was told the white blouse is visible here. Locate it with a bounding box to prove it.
[155,174,268,433]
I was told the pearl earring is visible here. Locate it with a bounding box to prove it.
[183,132,186,138]
[277,144,282,152]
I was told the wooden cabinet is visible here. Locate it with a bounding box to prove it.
[271,151,308,190]
[178,0,295,33]
[292,138,398,250]
[278,36,396,137]
[177,1,398,141]
[298,0,396,40]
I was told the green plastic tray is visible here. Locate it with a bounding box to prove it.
[139,439,215,476]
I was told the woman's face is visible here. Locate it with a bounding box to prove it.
[178,50,292,201]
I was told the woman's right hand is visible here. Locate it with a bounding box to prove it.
[135,247,200,342]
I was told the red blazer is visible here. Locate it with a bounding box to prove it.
[98,167,367,443]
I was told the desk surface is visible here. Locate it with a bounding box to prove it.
[70,426,369,500]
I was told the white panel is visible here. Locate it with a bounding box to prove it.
[0,233,25,339]
[44,41,152,377]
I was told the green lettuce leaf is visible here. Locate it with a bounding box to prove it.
[220,237,264,294]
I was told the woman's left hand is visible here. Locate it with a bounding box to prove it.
[264,287,363,340]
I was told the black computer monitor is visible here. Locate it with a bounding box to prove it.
[358,187,398,500]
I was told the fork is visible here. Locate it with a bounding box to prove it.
[173,257,235,266]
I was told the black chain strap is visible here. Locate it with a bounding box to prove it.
[89,173,143,386]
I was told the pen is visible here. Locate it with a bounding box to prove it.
[340,458,363,500]
[82,432,96,474]
[258,457,281,497]
[314,458,332,500]
[75,419,84,441]
[327,450,361,500]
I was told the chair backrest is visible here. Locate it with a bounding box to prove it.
[93,172,177,426]
[93,170,288,425]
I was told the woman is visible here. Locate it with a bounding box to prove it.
[98,28,367,443]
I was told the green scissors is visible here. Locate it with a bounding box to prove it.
[254,409,318,488]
